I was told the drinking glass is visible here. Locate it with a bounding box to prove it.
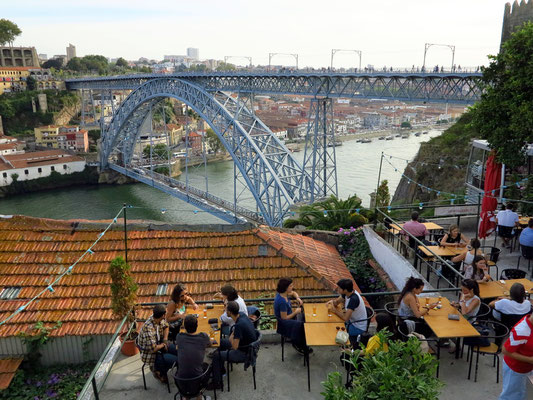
[203,308,207,319]
[312,305,317,316]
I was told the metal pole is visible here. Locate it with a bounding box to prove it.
[123,204,128,264]
[423,44,429,71]
[149,104,153,176]
[451,47,455,72]
[375,152,384,222]
[330,50,334,69]
[162,102,171,178]
[475,192,481,241]
[185,105,189,194]
[322,100,327,197]
[202,128,208,193]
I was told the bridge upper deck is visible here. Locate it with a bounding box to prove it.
[66,71,483,103]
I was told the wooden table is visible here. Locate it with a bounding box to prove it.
[478,279,533,299]
[185,305,224,346]
[389,222,444,235]
[519,216,531,226]
[417,245,462,258]
[303,322,346,391]
[422,297,480,339]
[304,303,344,323]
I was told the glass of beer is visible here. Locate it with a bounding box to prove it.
[203,308,207,319]
[312,305,317,317]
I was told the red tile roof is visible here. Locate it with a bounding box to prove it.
[0,150,84,171]
[0,216,352,338]
[0,358,23,390]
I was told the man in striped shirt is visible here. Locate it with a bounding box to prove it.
[499,313,533,399]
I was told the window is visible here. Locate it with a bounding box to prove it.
[38,168,42,173]
[24,169,29,175]
[0,287,21,300]
[2,172,6,178]
[50,166,55,171]
[63,165,67,170]
[156,283,168,296]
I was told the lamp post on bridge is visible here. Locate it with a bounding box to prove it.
[423,43,455,72]
[268,53,299,71]
[331,49,362,71]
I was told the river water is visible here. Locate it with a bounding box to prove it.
[0,130,442,224]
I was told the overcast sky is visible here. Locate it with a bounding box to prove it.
[6,0,514,68]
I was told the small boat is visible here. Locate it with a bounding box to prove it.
[385,136,394,140]
[395,134,401,137]
[401,135,409,139]
[356,139,362,143]
[327,141,343,147]
[422,131,429,134]
[378,136,385,140]
[415,132,421,137]
[361,138,372,143]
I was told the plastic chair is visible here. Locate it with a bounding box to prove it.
[226,330,262,392]
[397,322,441,377]
[517,244,533,272]
[465,321,509,383]
[174,364,215,400]
[500,268,527,280]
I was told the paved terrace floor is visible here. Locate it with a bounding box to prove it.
[99,342,529,400]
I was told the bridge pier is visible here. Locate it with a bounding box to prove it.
[302,97,338,202]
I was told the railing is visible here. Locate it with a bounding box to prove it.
[78,311,134,400]
[376,207,466,289]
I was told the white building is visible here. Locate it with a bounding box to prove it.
[0,150,86,187]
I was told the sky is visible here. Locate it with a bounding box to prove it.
[5,0,515,68]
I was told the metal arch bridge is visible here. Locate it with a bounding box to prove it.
[66,72,483,227]
[67,71,483,103]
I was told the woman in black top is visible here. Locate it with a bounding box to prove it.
[440,224,468,248]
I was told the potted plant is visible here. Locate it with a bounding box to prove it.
[109,256,139,356]
[374,222,387,239]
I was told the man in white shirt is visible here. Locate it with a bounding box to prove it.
[214,285,248,334]
[496,204,519,248]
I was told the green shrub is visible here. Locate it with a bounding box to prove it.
[322,332,443,400]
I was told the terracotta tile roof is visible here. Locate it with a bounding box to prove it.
[0,216,352,338]
[0,150,84,171]
[0,357,23,390]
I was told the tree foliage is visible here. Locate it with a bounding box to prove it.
[66,55,109,74]
[283,195,371,231]
[42,59,64,70]
[216,62,236,71]
[471,22,533,168]
[108,256,138,324]
[206,128,223,153]
[0,19,21,46]
[115,57,128,68]
[143,143,170,160]
[375,180,390,207]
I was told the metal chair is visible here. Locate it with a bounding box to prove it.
[174,364,215,400]
[465,321,509,383]
[500,268,527,280]
[517,244,533,272]
[246,306,261,329]
[475,302,491,320]
[136,343,171,393]
[499,311,531,331]
[384,301,400,318]
[226,330,262,392]
[397,322,441,377]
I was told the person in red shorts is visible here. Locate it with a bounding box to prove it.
[499,313,533,400]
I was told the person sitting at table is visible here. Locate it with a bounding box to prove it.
[166,283,199,341]
[451,279,481,320]
[274,277,310,354]
[137,304,178,384]
[496,203,519,249]
[401,211,429,247]
[175,314,212,399]
[440,224,468,248]
[326,278,368,347]
[397,277,436,337]
[451,238,482,272]
[489,283,532,321]
[214,285,248,336]
[464,255,492,282]
[519,218,533,248]
[209,301,258,390]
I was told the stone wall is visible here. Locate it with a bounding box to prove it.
[501,0,533,46]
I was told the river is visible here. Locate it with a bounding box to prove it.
[0,130,442,224]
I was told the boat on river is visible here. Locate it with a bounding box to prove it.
[414,132,421,137]
[385,136,394,140]
[401,135,409,139]
[378,136,385,140]
[361,138,372,143]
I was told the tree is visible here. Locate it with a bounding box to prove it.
[26,76,37,91]
[375,180,390,207]
[108,256,138,325]
[216,62,236,71]
[115,57,128,68]
[143,143,170,160]
[66,56,83,71]
[206,128,223,154]
[401,121,411,128]
[471,22,533,168]
[42,59,63,70]
[0,19,21,46]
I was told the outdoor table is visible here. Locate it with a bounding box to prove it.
[519,216,530,226]
[389,222,444,235]
[303,322,346,391]
[417,245,462,258]
[421,297,479,359]
[185,305,224,347]
[478,279,533,299]
[304,303,344,323]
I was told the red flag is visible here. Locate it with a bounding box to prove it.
[478,153,501,239]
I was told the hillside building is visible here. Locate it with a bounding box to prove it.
[0,46,40,68]
[34,126,89,153]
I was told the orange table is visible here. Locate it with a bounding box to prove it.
[519,216,531,226]
[185,305,224,346]
[478,279,533,299]
[389,222,444,234]
[418,245,462,258]
[304,303,344,323]
[421,297,480,339]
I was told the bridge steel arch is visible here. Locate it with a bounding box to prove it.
[101,78,312,226]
